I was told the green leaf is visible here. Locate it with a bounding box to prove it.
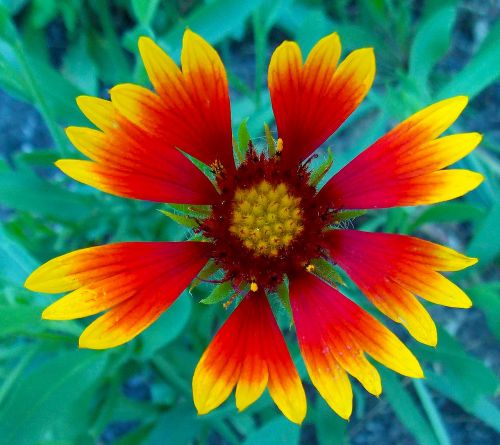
[0,225,37,285]
[0,350,106,445]
[467,282,500,340]
[409,202,485,231]
[0,4,18,43]
[409,6,457,88]
[132,0,160,26]
[0,169,96,221]
[381,370,440,445]
[144,403,200,445]
[438,20,500,99]
[139,295,192,358]
[243,417,300,445]
[414,329,497,405]
[467,199,500,265]
[200,281,233,304]
[163,0,266,59]
[62,33,98,95]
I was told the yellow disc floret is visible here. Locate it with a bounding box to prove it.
[229,181,303,257]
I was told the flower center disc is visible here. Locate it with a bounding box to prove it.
[229,180,303,257]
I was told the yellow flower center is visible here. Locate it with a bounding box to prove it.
[229,181,303,257]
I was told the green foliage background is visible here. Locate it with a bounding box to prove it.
[0,0,498,444]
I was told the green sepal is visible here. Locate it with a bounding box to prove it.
[190,259,220,291]
[309,147,333,187]
[158,209,199,229]
[310,258,345,287]
[235,118,250,164]
[276,280,292,319]
[200,280,234,304]
[167,203,211,218]
[264,123,276,156]
[330,210,367,226]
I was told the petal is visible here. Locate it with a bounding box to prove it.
[76,95,117,132]
[192,292,306,424]
[56,158,217,205]
[290,273,422,415]
[66,94,219,204]
[324,230,476,345]
[268,34,374,165]
[137,32,234,169]
[25,242,210,348]
[321,97,484,209]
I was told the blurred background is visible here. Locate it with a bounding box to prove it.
[0,0,499,444]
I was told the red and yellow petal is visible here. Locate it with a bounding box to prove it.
[268,33,374,165]
[290,273,422,418]
[25,242,210,348]
[321,97,483,209]
[324,230,476,345]
[63,94,218,204]
[137,31,234,169]
[61,30,235,204]
[192,291,306,424]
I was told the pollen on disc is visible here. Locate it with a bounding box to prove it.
[229,180,303,257]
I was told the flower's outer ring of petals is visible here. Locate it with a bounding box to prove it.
[290,273,423,414]
[25,242,210,349]
[324,230,476,344]
[56,159,218,205]
[138,32,234,170]
[321,96,484,209]
[268,33,374,165]
[192,291,306,424]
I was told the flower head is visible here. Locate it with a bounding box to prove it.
[25,30,482,424]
